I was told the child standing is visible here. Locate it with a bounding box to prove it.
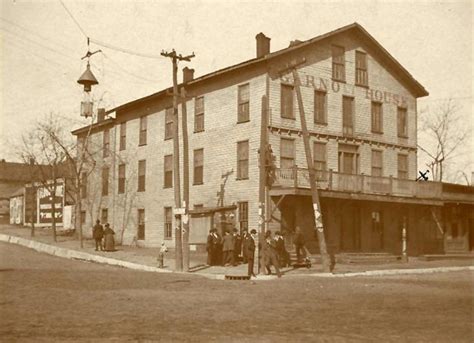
[158,242,168,268]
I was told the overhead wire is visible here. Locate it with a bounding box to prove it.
[59,0,88,39]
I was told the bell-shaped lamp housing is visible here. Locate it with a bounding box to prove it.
[77,63,99,93]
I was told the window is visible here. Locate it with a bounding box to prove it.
[164,207,172,239]
[332,45,345,81]
[101,208,108,224]
[164,155,173,188]
[193,149,204,185]
[281,84,294,119]
[194,97,204,132]
[280,138,295,170]
[81,172,87,199]
[338,144,359,175]
[238,83,250,122]
[371,150,383,177]
[118,164,125,194]
[371,102,383,133]
[139,116,147,145]
[237,141,249,180]
[397,107,408,137]
[119,122,126,151]
[238,202,248,232]
[398,154,408,179]
[80,211,86,225]
[355,51,368,86]
[342,96,354,136]
[314,91,327,124]
[103,129,110,157]
[138,160,146,192]
[165,107,173,140]
[102,167,109,196]
[313,142,327,180]
[138,209,145,240]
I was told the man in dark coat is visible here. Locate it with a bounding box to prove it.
[92,219,104,251]
[241,229,249,263]
[232,228,242,264]
[294,226,306,263]
[274,231,289,267]
[246,229,257,277]
[263,231,282,277]
[206,229,214,265]
[222,230,235,266]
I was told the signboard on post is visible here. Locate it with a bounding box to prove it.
[37,182,64,225]
[173,208,186,215]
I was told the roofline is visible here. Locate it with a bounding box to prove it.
[71,118,115,136]
[105,22,428,116]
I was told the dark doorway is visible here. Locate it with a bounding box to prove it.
[370,210,384,251]
[340,203,361,252]
[469,218,474,251]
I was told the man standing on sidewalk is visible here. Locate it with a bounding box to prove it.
[246,229,257,277]
[92,220,104,251]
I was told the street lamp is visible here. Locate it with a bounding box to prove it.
[77,61,99,118]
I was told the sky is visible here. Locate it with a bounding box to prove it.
[1,0,473,182]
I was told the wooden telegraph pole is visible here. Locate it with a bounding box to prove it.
[258,95,268,274]
[181,85,190,272]
[161,50,195,272]
[277,59,331,272]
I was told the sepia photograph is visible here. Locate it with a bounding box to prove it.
[0,0,473,341]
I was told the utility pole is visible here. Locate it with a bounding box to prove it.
[258,95,268,274]
[161,49,194,272]
[181,85,190,272]
[274,59,331,272]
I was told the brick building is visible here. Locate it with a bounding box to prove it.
[73,23,474,254]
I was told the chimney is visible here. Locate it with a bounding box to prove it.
[471,171,474,186]
[97,108,106,123]
[29,158,35,165]
[183,67,195,83]
[256,32,270,58]
[289,39,303,47]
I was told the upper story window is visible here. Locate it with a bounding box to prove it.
[137,209,145,240]
[371,150,383,177]
[280,84,294,119]
[342,96,354,136]
[397,154,408,179]
[332,45,345,81]
[164,207,172,239]
[164,154,173,188]
[138,160,146,192]
[314,90,327,124]
[338,144,359,175]
[103,129,110,157]
[371,102,383,133]
[194,97,205,132]
[280,138,295,170]
[101,208,108,224]
[139,116,147,146]
[102,166,109,196]
[355,51,368,86]
[193,148,204,185]
[237,140,249,180]
[119,122,126,151]
[118,164,126,194]
[397,107,408,137]
[313,142,327,180]
[238,83,250,123]
[165,107,173,140]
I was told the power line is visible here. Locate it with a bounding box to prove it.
[59,0,88,39]
[90,38,162,59]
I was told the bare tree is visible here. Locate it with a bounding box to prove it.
[17,114,68,242]
[418,99,469,182]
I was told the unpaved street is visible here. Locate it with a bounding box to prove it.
[0,243,472,342]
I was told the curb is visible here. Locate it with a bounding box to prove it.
[0,233,172,274]
[1,233,473,279]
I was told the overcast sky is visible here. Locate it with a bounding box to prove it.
[1,0,472,181]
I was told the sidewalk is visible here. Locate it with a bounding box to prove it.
[1,224,473,279]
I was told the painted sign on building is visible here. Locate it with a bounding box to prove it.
[37,182,64,224]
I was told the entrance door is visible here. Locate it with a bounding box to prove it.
[469,218,474,251]
[340,204,361,252]
[370,211,384,251]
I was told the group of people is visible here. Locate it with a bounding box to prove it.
[206,226,307,278]
[92,219,116,252]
